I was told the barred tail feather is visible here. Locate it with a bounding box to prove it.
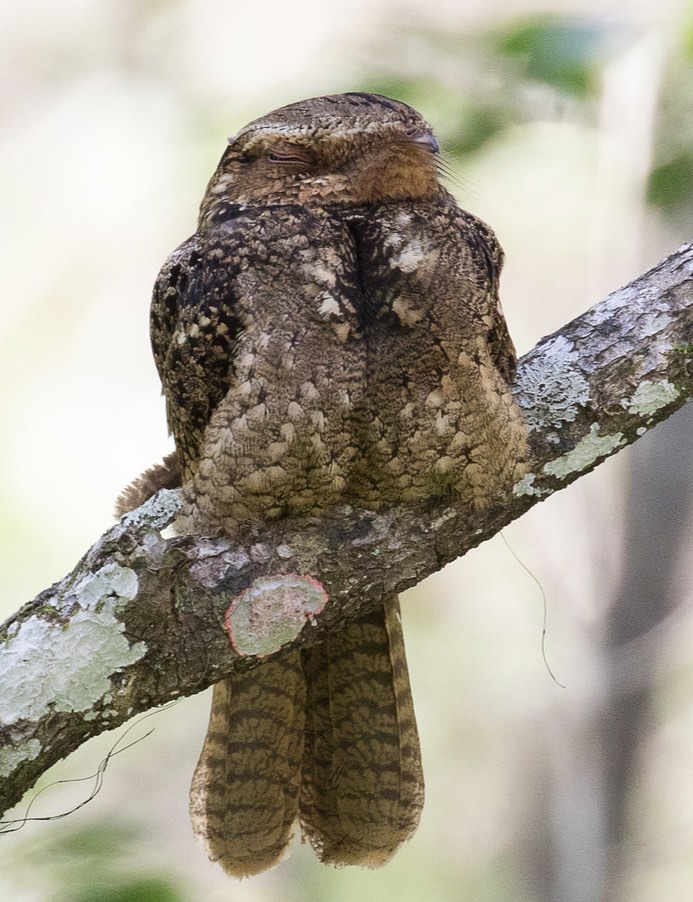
[189,649,306,878]
[299,596,424,866]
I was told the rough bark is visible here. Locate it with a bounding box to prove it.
[1,241,691,819]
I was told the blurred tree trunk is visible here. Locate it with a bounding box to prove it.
[602,406,693,898]
[524,408,693,902]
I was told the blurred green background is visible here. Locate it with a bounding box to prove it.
[2,1,693,900]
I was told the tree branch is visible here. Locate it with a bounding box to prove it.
[1,242,691,819]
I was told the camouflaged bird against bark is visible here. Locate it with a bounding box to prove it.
[136,92,528,877]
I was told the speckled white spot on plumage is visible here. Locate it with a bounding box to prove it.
[389,240,425,273]
[318,293,341,318]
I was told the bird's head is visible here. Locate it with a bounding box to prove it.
[199,92,442,223]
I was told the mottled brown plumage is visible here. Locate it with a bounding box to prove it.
[120,92,527,877]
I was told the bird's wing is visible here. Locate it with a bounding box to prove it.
[460,209,518,384]
[150,217,247,472]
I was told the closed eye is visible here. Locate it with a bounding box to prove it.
[267,150,313,165]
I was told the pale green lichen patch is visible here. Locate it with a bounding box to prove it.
[122,487,182,531]
[626,380,679,418]
[0,564,146,730]
[0,738,41,778]
[513,473,549,497]
[515,336,591,430]
[225,574,329,657]
[73,563,138,609]
[543,424,625,480]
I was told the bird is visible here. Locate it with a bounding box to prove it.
[117,92,528,878]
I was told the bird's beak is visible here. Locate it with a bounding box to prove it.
[409,133,440,154]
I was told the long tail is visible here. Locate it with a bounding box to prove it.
[299,596,424,865]
[189,649,306,878]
